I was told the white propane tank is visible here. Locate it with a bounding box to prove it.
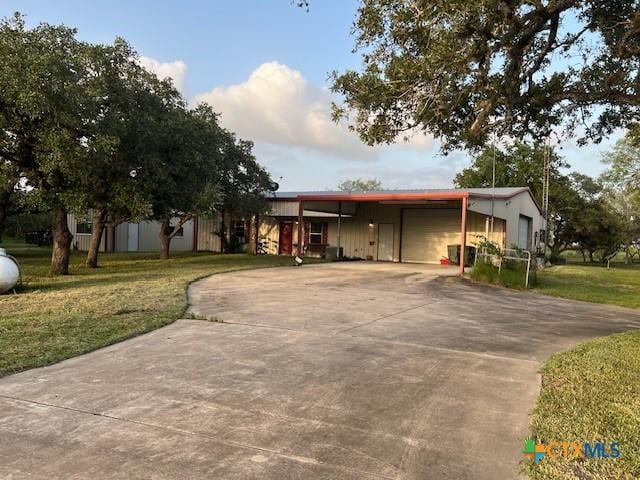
[0,248,20,294]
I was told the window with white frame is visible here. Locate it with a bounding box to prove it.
[233,221,246,244]
[76,220,92,235]
[309,222,324,244]
[170,222,184,238]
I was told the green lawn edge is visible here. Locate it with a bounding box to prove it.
[522,330,640,479]
[0,244,321,377]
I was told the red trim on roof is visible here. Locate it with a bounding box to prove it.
[297,192,469,202]
[270,187,543,215]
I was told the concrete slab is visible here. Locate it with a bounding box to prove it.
[1,262,639,479]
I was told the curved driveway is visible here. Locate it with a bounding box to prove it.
[1,262,639,479]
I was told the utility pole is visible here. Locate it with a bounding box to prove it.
[542,139,551,257]
[490,137,496,237]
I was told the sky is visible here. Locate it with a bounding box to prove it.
[1,0,622,191]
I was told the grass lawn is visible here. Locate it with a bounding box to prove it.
[523,330,640,479]
[0,242,312,377]
[523,263,640,478]
[536,263,640,309]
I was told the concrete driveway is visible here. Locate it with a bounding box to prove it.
[1,263,640,479]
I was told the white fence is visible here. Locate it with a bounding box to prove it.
[475,247,533,288]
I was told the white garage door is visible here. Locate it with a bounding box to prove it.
[401,209,461,263]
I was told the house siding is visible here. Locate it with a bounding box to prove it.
[196,217,222,252]
[467,191,543,250]
[262,197,523,262]
[67,213,107,252]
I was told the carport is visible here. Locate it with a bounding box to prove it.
[295,191,470,273]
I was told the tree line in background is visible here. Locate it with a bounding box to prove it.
[455,133,640,264]
[0,14,276,274]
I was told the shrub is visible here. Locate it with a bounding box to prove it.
[470,261,499,283]
[471,256,537,289]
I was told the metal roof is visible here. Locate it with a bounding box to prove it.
[270,187,529,199]
[268,187,543,214]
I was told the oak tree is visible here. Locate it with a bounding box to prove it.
[332,1,640,151]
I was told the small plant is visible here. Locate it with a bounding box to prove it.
[473,235,502,256]
[471,238,537,289]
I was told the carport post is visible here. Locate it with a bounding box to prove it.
[460,196,468,274]
[297,200,304,256]
[337,201,342,260]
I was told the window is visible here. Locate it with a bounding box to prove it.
[170,222,184,238]
[309,222,324,245]
[76,221,92,235]
[233,221,246,244]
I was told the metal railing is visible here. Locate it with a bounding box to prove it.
[475,247,533,288]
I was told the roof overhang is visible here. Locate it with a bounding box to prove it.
[296,192,469,202]
[269,187,544,216]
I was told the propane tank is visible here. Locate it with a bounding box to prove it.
[0,248,20,294]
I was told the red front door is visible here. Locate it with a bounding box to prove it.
[279,222,293,255]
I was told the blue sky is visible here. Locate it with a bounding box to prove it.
[1,1,620,191]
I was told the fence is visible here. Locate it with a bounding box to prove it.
[475,247,533,288]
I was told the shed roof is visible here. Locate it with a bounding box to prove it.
[271,187,526,198]
[268,187,543,214]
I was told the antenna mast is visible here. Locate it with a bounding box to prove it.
[542,139,551,256]
[491,136,496,236]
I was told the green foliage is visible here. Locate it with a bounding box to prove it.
[336,178,383,193]
[455,142,566,202]
[470,257,536,289]
[0,14,90,209]
[600,132,640,264]
[0,13,275,268]
[472,235,501,256]
[455,141,625,262]
[331,1,640,151]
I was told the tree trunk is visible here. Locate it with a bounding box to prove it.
[159,217,171,259]
[588,250,594,263]
[580,249,586,263]
[0,188,11,243]
[0,203,6,243]
[219,211,227,253]
[86,207,107,268]
[51,207,73,275]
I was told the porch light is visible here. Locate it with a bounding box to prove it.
[368,220,375,227]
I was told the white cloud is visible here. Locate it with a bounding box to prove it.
[139,56,187,93]
[194,61,432,160]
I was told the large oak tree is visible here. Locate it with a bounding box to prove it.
[331,0,640,151]
[0,15,91,274]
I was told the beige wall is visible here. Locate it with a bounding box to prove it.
[68,214,200,253]
[115,223,128,252]
[137,219,194,252]
[261,196,532,262]
[67,213,107,252]
[468,191,544,250]
[196,217,222,252]
[465,211,506,249]
[259,217,281,255]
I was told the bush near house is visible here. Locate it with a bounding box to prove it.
[470,237,537,289]
[470,260,537,289]
[0,242,318,377]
